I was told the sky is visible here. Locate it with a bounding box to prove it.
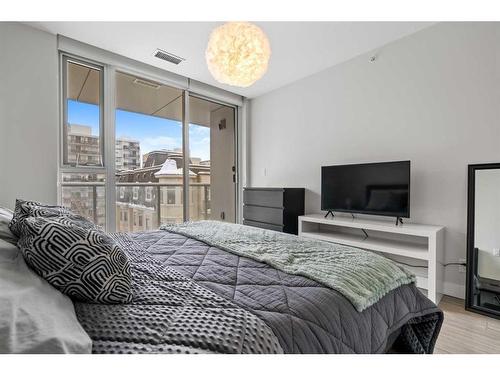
[67,100,210,161]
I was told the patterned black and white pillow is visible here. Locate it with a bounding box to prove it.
[9,199,97,237]
[18,215,133,304]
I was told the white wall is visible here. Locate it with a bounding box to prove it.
[0,22,58,209]
[248,22,500,298]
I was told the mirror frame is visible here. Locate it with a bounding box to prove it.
[466,162,500,319]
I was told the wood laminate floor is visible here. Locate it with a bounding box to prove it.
[435,296,500,354]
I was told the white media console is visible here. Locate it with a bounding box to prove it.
[298,214,444,304]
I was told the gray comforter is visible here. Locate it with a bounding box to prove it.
[130,230,443,354]
[74,234,283,354]
[74,230,443,354]
[161,221,416,312]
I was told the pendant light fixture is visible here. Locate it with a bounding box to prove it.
[206,22,271,87]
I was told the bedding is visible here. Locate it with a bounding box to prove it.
[129,229,443,354]
[17,216,133,304]
[73,234,283,354]
[0,238,92,354]
[161,221,415,311]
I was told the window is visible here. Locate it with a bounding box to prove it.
[145,187,152,202]
[115,71,184,229]
[60,172,106,228]
[60,56,106,227]
[62,58,104,167]
[59,53,238,232]
[166,187,176,205]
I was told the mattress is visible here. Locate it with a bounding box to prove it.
[75,230,443,354]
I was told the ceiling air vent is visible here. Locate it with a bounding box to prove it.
[133,78,161,89]
[153,49,185,65]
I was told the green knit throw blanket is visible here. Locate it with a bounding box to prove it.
[161,220,415,311]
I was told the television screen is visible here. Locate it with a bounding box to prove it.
[321,161,410,218]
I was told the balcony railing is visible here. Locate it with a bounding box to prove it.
[60,182,210,231]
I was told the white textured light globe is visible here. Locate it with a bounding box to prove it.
[206,22,271,87]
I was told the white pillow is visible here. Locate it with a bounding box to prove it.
[0,207,17,245]
[0,239,92,353]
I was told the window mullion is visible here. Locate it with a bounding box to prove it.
[182,91,190,222]
[104,65,116,231]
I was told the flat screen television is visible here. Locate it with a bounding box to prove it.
[321,161,410,218]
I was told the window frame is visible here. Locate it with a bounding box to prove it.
[145,186,152,202]
[59,53,109,229]
[61,55,106,169]
[166,187,176,205]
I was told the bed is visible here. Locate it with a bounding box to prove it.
[2,202,443,354]
[74,225,443,354]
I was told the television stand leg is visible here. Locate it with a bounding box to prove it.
[395,217,403,226]
[324,211,334,219]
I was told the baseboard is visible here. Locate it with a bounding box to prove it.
[442,281,465,300]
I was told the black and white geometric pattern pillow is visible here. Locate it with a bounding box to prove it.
[18,215,133,304]
[9,199,98,237]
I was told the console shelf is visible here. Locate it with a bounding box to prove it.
[298,214,445,304]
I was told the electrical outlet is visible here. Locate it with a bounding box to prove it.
[492,248,500,257]
[458,258,467,273]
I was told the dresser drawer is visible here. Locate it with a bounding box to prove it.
[243,205,284,226]
[243,189,284,208]
[243,219,283,232]
[242,187,304,235]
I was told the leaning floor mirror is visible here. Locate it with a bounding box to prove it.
[466,163,500,319]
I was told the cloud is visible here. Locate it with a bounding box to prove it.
[189,126,210,161]
[191,136,210,146]
[189,125,210,135]
[190,136,210,161]
[127,123,211,162]
[140,136,181,154]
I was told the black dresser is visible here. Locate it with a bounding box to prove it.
[243,188,305,235]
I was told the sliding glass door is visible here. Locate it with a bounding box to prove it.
[60,55,237,231]
[189,96,236,222]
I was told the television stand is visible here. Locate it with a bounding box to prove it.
[298,214,444,304]
[324,210,334,219]
[396,217,404,226]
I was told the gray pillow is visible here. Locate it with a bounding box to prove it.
[0,207,17,245]
[18,216,133,304]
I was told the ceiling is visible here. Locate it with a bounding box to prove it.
[29,22,434,98]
